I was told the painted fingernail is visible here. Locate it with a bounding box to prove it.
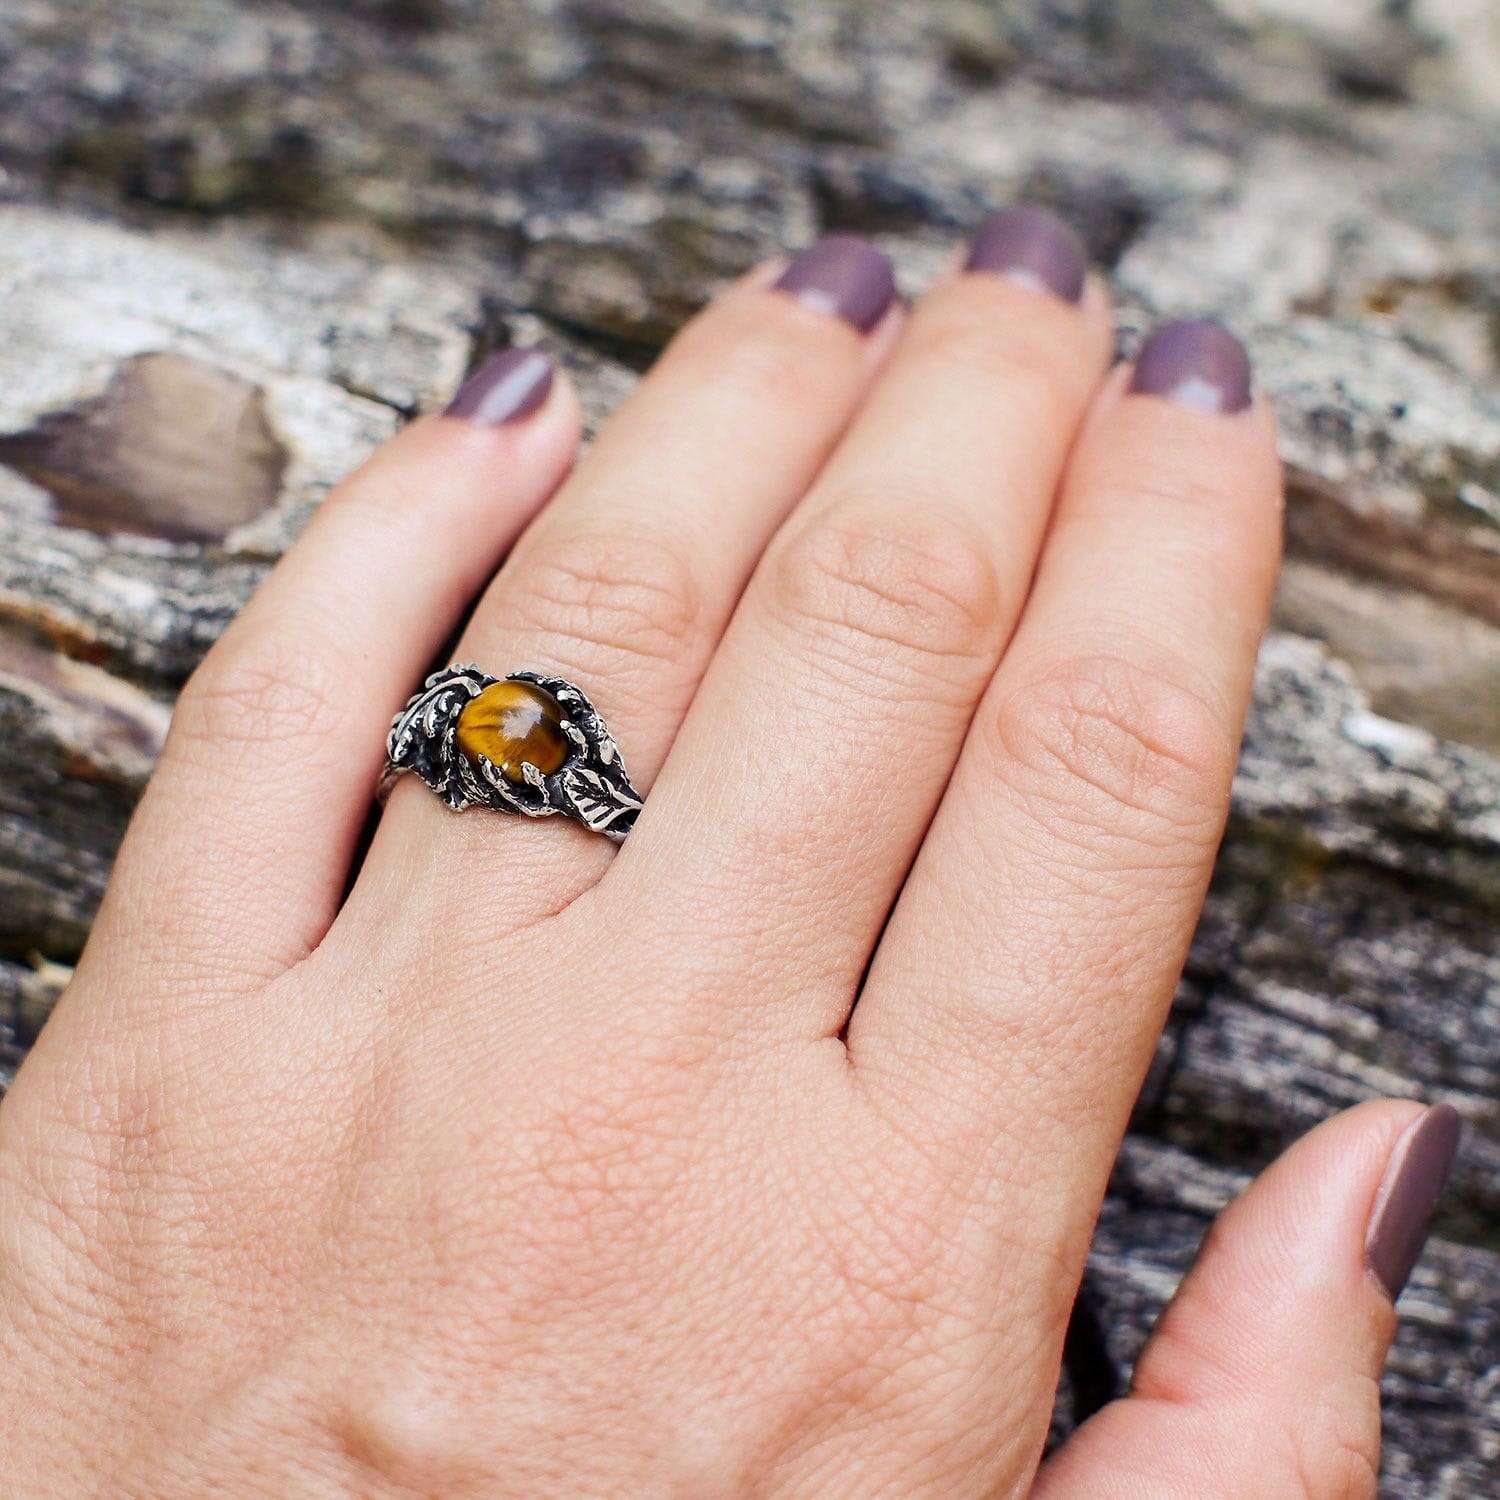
[1365,1103,1461,1301]
[773,236,897,333]
[445,347,555,426]
[965,205,1088,303]
[1130,319,1253,415]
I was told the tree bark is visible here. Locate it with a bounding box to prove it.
[0,2,1496,1491]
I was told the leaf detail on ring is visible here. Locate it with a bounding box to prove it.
[561,765,641,832]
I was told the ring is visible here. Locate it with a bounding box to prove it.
[382,665,643,842]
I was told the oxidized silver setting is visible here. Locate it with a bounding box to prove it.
[382,665,642,842]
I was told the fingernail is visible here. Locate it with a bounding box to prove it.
[965,205,1088,303]
[1129,319,1253,415]
[445,347,555,426]
[1365,1103,1461,1301]
[773,235,898,333]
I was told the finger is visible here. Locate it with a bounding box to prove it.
[1034,1101,1462,1499]
[87,352,579,995]
[851,324,1282,1256]
[361,238,901,928]
[619,208,1113,1031]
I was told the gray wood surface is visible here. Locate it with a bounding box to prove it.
[0,2,1495,1492]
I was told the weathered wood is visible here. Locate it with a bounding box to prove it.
[0,2,1496,1491]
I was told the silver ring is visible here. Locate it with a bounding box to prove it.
[381,665,643,843]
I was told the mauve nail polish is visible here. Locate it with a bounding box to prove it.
[1365,1103,1461,1301]
[965,205,1088,303]
[445,347,555,426]
[1130,319,1253,415]
[774,236,897,333]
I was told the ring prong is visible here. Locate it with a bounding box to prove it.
[386,666,641,840]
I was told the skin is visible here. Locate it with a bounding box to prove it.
[0,249,1418,1498]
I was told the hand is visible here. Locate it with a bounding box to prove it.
[0,212,1457,1498]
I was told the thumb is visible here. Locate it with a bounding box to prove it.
[1033,1100,1461,1499]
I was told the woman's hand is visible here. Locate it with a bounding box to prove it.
[0,213,1456,1498]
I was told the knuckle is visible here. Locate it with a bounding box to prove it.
[989,652,1232,845]
[676,299,851,414]
[1097,456,1244,519]
[1288,1376,1383,1499]
[907,295,1092,425]
[333,1377,480,1497]
[1139,1318,1380,1500]
[170,627,346,761]
[504,527,702,675]
[772,504,1001,673]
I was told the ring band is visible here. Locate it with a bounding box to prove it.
[382,665,643,843]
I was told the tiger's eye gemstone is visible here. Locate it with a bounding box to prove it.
[455,680,568,783]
